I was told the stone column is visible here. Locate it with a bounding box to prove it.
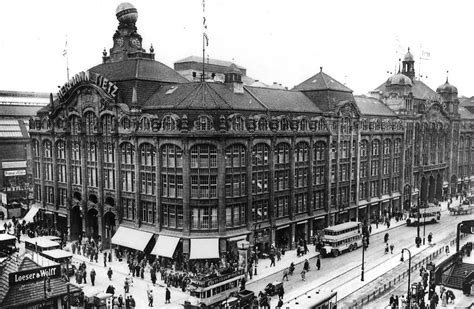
[97,136,104,241]
[308,138,314,217]
[289,139,295,221]
[134,138,141,227]
[246,138,253,230]
[155,138,161,232]
[114,139,122,222]
[81,135,87,237]
[65,136,72,240]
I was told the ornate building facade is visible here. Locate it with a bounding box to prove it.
[29,4,474,257]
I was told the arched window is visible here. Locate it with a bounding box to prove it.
[70,115,81,135]
[300,119,308,131]
[139,143,156,196]
[190,144,218,230]
[56,140,66,183]
[394,139,401,155]
[84,112,97,135]
[162,116,176,131]
[101,114,114,135]
[383,139,391,155]
[140,117,151,131]
[121,117,131,130]
[295,142,309,204]
[280,118,290,131]
[252,143,269,222]
[56,118,64,129]
[120,142,135,193]
[230,115,245,131]
[195,115,213,131]
[371,139,380,156]
[257,117,268,131]
[86,142,98,187]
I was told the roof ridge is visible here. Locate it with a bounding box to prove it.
[243,86,270,111]
[206,83,234,109]
[176,83,203,109]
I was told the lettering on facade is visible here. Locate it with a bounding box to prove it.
[58,71,118,102]
[9,265,60,285]
[191,269,244,288]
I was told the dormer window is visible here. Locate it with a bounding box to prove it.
[121,117,131,130]
[280,118,290,131]
[140,117,151,130]
[196,115,213,131]
[162,115,176,131]
[257,117,268,131]
[230,115,245,131]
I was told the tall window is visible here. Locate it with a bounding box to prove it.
[371,140,380,156]
[252,144,269,194]
[226,203,246,227]
[122,198,136,220]
[33,140,40,179]
[101,114,114,135]
[56,140,66,183]
[45,186,54,204]
[195,116,213,131]
[43,140,53,181]
[103,142,115,189]
[141,201,156,224]
[120,143,135,192]
[162,116,176,131]
[161,144,183,228]
[230,115,245,131]
[140,117,151,131]
[190,144,218,230]
[383,139,391,155]
[225,144,246,197]
[70,115,81,135]
[139,143,156,195]
[280,118,290,131]
[86,142,98,187]
[275,196,289,217]
[252,143,270,223]
[313,142,326,186]
[257,117,268,131]
[360,140,368,158]
[58,188,67,207]
[295,142,309,188]
[371,160,379,176]
[274,143,290,191]
[84,112,97,135]
[71,141,82,185]
[295,193,307,214]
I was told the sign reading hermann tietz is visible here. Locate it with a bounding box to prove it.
[57,70,118,101]
[9,265,60,285]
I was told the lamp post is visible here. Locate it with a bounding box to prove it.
[416,195,421,248]
[401,248,412,309]
[252,223,261,276]
[422,205,426,245]
[361,235,367,281]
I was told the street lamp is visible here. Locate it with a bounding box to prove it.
[401,248,412,309]
[416,195,421,248]
[361,235,367,281]
[252,223,261,276]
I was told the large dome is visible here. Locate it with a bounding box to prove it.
[387,72,413,87]
[116,2,138,24]
[436,79,458,94]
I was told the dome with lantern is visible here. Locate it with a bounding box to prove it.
[436,78,458,94]
[386,72,413,87]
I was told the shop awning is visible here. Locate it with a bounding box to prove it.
[151,235,180,258]
[23,205,40,223]
[189,238,219,260]
[111,226,153,251]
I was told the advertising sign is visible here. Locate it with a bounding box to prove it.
[9,265,61,285]
[4,169,26,177]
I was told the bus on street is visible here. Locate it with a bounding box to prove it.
[406,204,441,226]
[320,221,362,257]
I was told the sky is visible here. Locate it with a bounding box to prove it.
[1,0,474,96]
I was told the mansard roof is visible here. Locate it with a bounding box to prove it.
[354,95,397,117]
[143,82,322,113]
[89,58,188,84]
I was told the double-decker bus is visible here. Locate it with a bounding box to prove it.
[406,204,441,226]
[320,221,362,257]
[286,290,337,308]
[185,269,246,308]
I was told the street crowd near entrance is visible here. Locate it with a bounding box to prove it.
[2,194,471,308]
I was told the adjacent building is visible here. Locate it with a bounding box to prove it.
[29,3,474,258]
[0,90,49,219]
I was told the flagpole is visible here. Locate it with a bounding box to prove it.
[66,52,70,81]
[202,33,205,82]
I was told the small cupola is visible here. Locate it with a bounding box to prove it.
[437,74,459,115]
[225,63,244,94]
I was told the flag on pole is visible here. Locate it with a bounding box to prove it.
[203,33,209,46]
[62,41,67,57]
[395,36,405,55]
[420,44,431,60]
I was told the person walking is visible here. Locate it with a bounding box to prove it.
[118,294,123,309]
[384,233,389,243]
[270,254,275,267]
[90,268,96,286]
[390,244,394,254]
[129,295,136,309]
[125,296,130,309]
[104,252,108,267]
[303,259,310,272]
[150,270,157,286]
[165,287,171,304]
[301,269,306,281]
[147,288,153,307]
[107,267,113,280]
[82,268,87,284]
[316,256,321,270]
[282,268,289,281]
[428,232,433,245]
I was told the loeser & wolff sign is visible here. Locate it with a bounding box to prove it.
[9,265,60,285]
[57,71,118,102]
